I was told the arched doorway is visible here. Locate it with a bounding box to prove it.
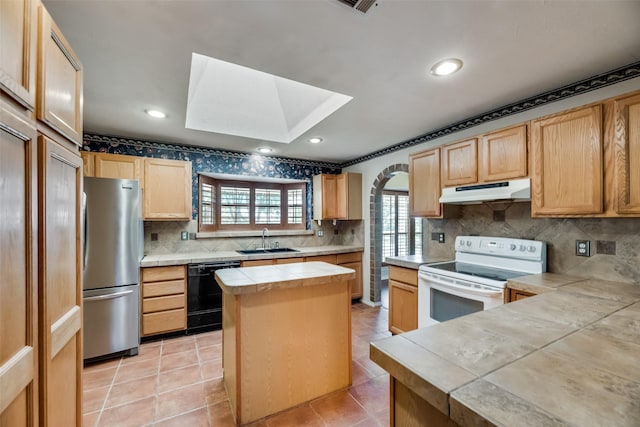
[368,163,409,304]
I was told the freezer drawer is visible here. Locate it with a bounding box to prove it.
[83,284,140,360]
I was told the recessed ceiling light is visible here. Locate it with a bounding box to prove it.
[145,109,167,118]
[430,58,463,77]
[308,137,323,144]
[257,147,273,154]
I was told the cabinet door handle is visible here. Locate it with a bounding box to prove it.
[84,290,133,302]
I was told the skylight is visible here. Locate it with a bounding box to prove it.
[185,53,352,144]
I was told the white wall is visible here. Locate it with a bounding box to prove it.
[344,77,640,305]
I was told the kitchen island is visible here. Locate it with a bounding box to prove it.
[216,261,355,425]
[371,277,640,426]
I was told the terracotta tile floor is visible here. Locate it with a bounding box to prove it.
[83,303,391,427]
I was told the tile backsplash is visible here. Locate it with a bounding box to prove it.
[144,220,364,255]
[425,202,640,284]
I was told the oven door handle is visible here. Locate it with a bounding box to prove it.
[421,274,503,297]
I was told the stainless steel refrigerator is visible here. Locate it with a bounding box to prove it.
[83,177,142,360]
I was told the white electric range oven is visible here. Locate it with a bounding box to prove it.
[418,236,546,328]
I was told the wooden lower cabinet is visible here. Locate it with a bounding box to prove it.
[141,266,187,336]
[0,99,38,427]
[391,378,460,427]
[337,252,363,299]
[388,266,419,334]
[241,259,274,267]
[38,134,83,427]
[508,288,536,302]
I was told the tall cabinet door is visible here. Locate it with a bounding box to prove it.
[531,105,603,216]
[0,101,38,427]
[38,135,82,427]
[409,148,441,218]
[614,93,640,214]
[0,0,37,109]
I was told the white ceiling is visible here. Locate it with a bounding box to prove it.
[43,0,640,164]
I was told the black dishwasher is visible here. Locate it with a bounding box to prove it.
[187,261,240,334]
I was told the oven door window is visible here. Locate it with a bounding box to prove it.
[431,288,483,323]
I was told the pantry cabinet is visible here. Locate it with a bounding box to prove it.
[141,266,187,336]
[312,173,362,221]
[409,148,441,218]
[441,138,478,187]
[1,2,83,425]
[531,105,603,216]
[613,92,640,214]
[480,124,528,182]
[38,134,83,427]
[0,0,37,110]
[0,99,38,427]
[144,157,192,220]
[388,266,418,334]
[36,5,83,145]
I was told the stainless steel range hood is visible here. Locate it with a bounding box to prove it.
[439,178,531,204]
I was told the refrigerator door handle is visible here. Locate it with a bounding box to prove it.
[84,290,133,302]
[82,191,88,271]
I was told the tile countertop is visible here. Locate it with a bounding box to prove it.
[383,255,449,270]
[371,277,640,427]
[140,245,364,267]
[215,261,356,295]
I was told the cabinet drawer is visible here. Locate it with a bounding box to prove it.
[142,280,185,298]
[388,266,418,286]
[143,294,185,313]
[337,252,362,264]
[142,265,185,282]
[306,254,337,264]
[142,309,185,336]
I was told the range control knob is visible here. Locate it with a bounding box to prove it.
[527,245,536,253]
[509,243,517,251]
[458,239,465,246]
[466,240,472,247]
[519,244,526,252]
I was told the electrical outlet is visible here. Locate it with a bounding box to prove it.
[438,233,445,243]
[317,229,324,237]
[180,231,188,240]
[575,240,590,257]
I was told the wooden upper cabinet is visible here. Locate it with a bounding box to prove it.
[313,174,338,220]
[409,148,441,218]
[93,152,144,187]
[144,158,192,220]
[37,4,83,145]
[80,151,94,176]
[0,0,37,110]
[614,92,640,214]
[313,173,362,220]
[531,105,603,216]
[441,138,478,187]
[480,125,528,182]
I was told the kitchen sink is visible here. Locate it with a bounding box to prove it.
[236,248,299,255]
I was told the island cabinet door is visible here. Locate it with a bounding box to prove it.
[0,100,38,426]
[38,134,83,427]
[614,92,640,214]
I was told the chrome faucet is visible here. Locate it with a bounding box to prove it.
[262,228,269,249]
